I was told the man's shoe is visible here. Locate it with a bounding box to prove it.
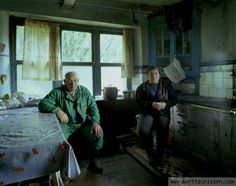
[88,163,103,174]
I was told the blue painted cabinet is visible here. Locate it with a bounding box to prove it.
[173,102,236,174]
[172,103,189,149]
[219,112,236,173]
[148,14,200,78]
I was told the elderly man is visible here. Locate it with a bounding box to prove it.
[38,71,104,174]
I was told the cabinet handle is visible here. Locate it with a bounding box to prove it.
[230,109,236,115]
[177,121,187,125]
[177,113,187,117]
[178,129,187,136]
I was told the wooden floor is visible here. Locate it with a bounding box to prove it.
[67,152,162,186]
[7,131,234,186]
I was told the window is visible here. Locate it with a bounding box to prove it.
[99,33,125,95]
[15,25,52,98]
[101,66,126,95]
[61,30,92,62]
[62,66,93,93]
[100,34,123,63]
[11,17,127,98]
[16,26,24,61]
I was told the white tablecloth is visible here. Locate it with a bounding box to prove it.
[0,107,80,185]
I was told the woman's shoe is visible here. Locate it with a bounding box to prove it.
[148,158,163,168]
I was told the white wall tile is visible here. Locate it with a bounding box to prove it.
[215,78,224,88]
[200,85,209,97]
[224,71,233,78]
[214,71,223,78]
[223,78,233,88]
[201,72,214,85]
[212,65,221,71]
[209,87,218,97]
[221,65,233,71]
[217,88,225,98]
[199,64,233,99]
[225,88,233,99]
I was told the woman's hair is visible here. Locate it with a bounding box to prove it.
[146,66,160,75]
[146,66,168,100]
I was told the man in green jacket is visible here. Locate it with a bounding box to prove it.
[38,71,104,174]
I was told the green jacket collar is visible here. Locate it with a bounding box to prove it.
[61,85,80,102]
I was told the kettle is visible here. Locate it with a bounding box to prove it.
[102,86,119,100]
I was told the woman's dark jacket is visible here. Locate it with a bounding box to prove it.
[136,79,177,118]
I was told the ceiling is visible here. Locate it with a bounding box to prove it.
[0,0,221,16]
[65,0,184,13]
[83,0,186,14]
[0,0,184,15]
[75,0,184,8]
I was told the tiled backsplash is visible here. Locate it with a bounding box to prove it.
[132,71,197,96]
[133,64,234,99]
[199,64,233,99]
[172,82,196,95]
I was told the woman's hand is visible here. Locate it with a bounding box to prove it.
[56,109,69,124]
[152,102,166,110]
[91,122,103,137]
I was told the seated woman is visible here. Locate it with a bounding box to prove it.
[135,66,177,167]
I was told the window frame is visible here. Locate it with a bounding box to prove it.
[9,16,127,97]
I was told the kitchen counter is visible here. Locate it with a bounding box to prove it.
[177,95,236,112]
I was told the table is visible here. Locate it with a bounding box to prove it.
[0,107,80,185]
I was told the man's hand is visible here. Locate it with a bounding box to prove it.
[56,110,69,124]
[91,122,103,137]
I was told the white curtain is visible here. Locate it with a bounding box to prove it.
[49,23,62,81]
[22,19,62,81]
[121,29,134,78]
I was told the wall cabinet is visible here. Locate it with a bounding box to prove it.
[172,103,236,173]
[148,14,200,78]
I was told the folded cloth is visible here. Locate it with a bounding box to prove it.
[163,57,186,83]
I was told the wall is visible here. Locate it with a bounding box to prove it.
[150,0,235,98]
[201,0,236,62]
[0,10,10,97]
[198,0,235,99]
[0,2,149,67]
[0,3,150,95]
[200,64,233,99]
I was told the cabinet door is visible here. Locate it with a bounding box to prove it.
[188,105,219,163]
[148,16,172,69]
[233,116,236,152]
[172,103,189,149]
[219,112,236,172]
[148,13,200,78]
[175,31,192,72]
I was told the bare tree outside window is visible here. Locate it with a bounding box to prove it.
[100,34,123,63]
[61,30,92,62]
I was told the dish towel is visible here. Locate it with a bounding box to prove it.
[163,57,186,83]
